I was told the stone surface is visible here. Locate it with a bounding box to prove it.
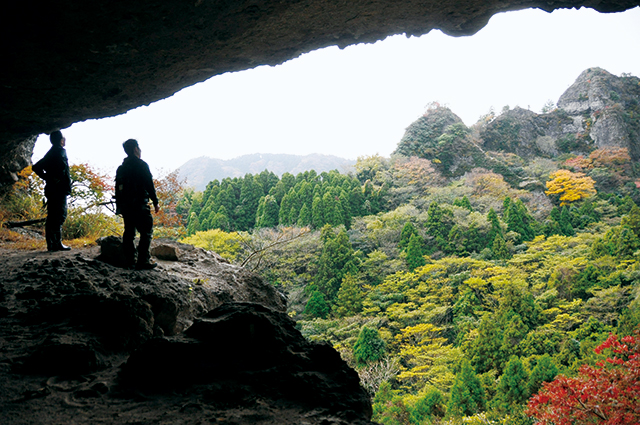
[1,1,638,191]
[0,246,370,424]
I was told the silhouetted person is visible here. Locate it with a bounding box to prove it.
[115,139,159,270]
[32,130,72,251]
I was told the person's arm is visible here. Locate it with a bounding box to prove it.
[32,155,48,180]
[143,162,159,212]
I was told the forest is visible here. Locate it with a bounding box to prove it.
[2,69,640,424]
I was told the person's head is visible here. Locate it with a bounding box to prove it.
[123,139,140,157]
[50,131,65,147]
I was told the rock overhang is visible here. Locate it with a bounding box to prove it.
[1,0,639,189]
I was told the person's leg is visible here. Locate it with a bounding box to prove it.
[45,198,56,251]
[135,205,154,267]
[122,212,137,267]
[46,195,67,251]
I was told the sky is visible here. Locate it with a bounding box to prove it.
[33,6,640,178]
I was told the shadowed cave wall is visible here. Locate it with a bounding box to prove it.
[1,0,639,190]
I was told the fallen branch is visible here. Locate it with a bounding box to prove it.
[2,218,46,228]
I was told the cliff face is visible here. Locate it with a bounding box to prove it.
[0,1,638,192]
[482,68,640,160]
[0,241,373,424]
[397,68,640,182]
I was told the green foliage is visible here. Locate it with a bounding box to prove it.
[315,226,361,303]
[354,326,386,366]
[493,356,530,412]
[448,359,486,417]
[333,273,364,318]
[527,354,558,396]
[405,233,425,271]
[304,290,330,319]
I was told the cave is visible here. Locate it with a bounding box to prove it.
[1,0,639,191]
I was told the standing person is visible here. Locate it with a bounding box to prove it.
[115,139,160,270]
[32,130,72,252]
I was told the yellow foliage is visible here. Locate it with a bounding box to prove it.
[181,229,242,261]
[545,169,596,206]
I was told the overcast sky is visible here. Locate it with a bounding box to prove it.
[34,6,640,178]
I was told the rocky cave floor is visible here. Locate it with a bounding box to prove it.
[0,239,373,424]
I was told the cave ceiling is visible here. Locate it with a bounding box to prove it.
[1,0,639,188]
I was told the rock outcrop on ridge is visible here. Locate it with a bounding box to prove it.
[0,240,373,424]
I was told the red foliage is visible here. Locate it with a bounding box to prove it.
[153,170,187,229]
[527,330,640,425]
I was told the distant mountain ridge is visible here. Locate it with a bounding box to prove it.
[178,153,356,190]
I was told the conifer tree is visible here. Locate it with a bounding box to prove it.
[186,212,200,236]
[297,203,311,226]
[315,227,360,302]
[303,290,329,319]
[332,273,363,318]
[559,206,575,236]
[494,356,530,410]
[425,201,453,251]
[350,185,364,217]
[210,206,231,231]
[353,326,386,366]
[406,233,426,271]
[311,195,324,228]
[447,359,486,417]
[256,195,279,228]
[278,191,293,225]
[453,195,473,211]
[528,354,558,396]
[398,222,418,251]
[621,204,640,236]
[322,191,343,226]
[492,234,510,260]
[486,208,502,247]
[504,198,535,243]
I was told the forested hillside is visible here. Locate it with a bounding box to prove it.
[3,68,639,424]
[174,68,640,424]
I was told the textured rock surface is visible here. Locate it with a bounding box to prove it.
[1,1,638,190]
[0,245,371,424]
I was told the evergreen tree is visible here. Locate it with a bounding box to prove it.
[186,212,200,236]
[492,234,510,260]
[621,204,640,237]
[350,185,364,217]
[297,203,311,226]
[425,201,453,251]
[447,359,486,417]
[494,356,530,410]
[505,198,535,243]
[486,208,502,247]
[410,388,445,423]
[315,227,360,302]
[303,290,329,319]
[332,273,363,318]
[278,191,293,225]
[406,233,426,271]
[528,354,558,396]
[353,326,386,366]
[210,206,231,231]
[559,206,575,236]
[339,189,352,228]
[256,195,279,228]
[322,191,343,227]
[453,195,473,211]
[311,195,324,228]
[398,222,418,251]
